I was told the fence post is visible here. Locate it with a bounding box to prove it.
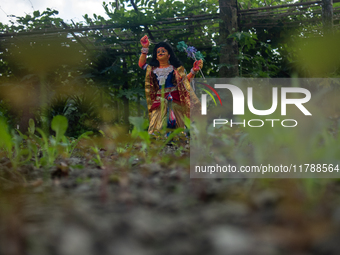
[322,0,333,34]
[219,0,239,77]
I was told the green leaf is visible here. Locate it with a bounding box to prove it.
[36,128,48,151]
[33,11,40,18]
[184,115,190,129]
[51,115,68,141]
[129,116,149,132]
[28,118,35,134]
[0,118,12,152]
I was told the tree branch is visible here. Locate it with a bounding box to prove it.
[129,0,155,41]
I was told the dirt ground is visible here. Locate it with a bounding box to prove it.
[1,145,340,255]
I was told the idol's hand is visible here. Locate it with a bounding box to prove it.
[140,35,150,48]
[193,59,203,72]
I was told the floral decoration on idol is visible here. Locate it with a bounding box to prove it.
[177,41,205,78]
[177,41,206,97]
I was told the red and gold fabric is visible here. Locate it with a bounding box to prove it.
[145,65,201,134]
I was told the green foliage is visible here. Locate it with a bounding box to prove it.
[41,93,102,138]
[183,115,190,129]
[130,116,150,144]
[0,8,63,32]
[0,118,31,169]
[228,31,280,77]
[0,118,13,155]
[43,95,71,128]
[128,116,188,163]
[238,0,296,11]
[51,115,68,143]
[0,100,18,129]
[0,116,93,169]
[34,115,93,167]
[28,118,35,135]
[67,94,101,137]
[89,142,103,167]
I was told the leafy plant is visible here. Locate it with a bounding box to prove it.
[0,117,30,170]
[228,31,280,77]
[66,94,101,137]
[0,100,17,129]
[89,142,103,167]
[129,116,150,146]
[25,116,93,168]
[42,95,71,128]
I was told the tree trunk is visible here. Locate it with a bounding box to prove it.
[122,58,130,129]
[113,96,119,124]
[219,0,239,77]
[322,0,333,34]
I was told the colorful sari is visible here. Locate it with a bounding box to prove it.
[144,65,201,134]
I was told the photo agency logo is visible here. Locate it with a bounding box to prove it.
[191,79,340,179]
[198,81,312,128]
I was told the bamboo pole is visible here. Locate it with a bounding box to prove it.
[240,5,322,18]
[239,0,322,13]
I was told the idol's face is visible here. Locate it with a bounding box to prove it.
[156,47,170,61]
